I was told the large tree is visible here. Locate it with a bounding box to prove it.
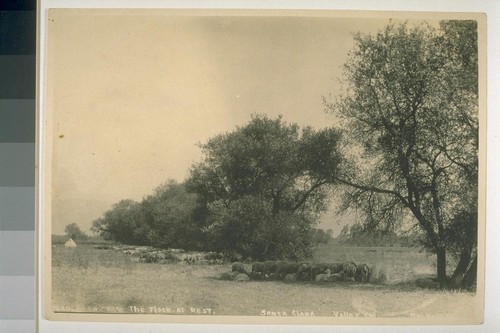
[186,114,343,260]
[326,21,479,289]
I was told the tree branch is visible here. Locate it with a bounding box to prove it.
[334,176,408,206]
[291,178,329,212]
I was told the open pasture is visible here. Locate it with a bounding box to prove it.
[51,243,478,319]
[314,244,438,284]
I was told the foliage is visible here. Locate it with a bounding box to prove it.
[205,196,315,260]
[64,223,89,240]
[310,228,333,245]
[140,180,204,249]
[336,223,422,247]
[91,199,146,245]
[326,21,478,289]
[91,181,203,249]
[187,114,343,260]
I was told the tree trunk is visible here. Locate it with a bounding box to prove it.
[436,246,448,289]
[449,250,471,289]
[462,256,477,291]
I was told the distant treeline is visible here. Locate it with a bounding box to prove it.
[52,234,112,245]
[90,179,336,257]
[334,224,422,247]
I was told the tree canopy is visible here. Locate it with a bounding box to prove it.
[91,181,203,249]
[326,20,479,289]
[64,223,88,240]
[186,114,343,260]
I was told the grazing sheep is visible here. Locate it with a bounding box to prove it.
[276,262,300,280]
[310,263,329,280]
[284,273,297,282]
[355,264,371,282]
[262,261,279,279]
[325,272,344,282]
[297,263,311,281]
[315,269,331,282]
[342,262,357,281]
[251,262,265,280]
[234,273,250,282]
[135,246,149,253]
[315,274,326,282]
[232,262,246,274]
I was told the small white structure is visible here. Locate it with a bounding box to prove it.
[64,238,77,248]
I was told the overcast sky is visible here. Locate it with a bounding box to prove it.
[46,10,441,235]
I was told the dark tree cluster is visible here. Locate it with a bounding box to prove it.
[91,180,205,250]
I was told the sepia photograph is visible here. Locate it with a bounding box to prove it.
[40,8,485,325]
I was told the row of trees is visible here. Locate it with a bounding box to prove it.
[336,224,421,247]
[92,116,342,261]
[92,20,479,289]
[91,181,204,250]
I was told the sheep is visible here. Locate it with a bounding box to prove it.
[297,262,312,281]
[355,263,371,282]
[284,273,297,282]
[262,261,279,280]
[324,272,344,282]
[342,262,357,281]
[234,273,250,282]
[315,269,332,282]
[232,262,247,274]
[310,263,330,280]
[251,262,265,280]
[276,262,300,280]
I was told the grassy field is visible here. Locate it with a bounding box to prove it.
[51,243,480,320]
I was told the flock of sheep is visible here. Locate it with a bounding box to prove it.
[228,261,373,283]
[96,244,230,265]
[100,245,380,285]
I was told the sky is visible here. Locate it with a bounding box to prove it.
[46,10,440,236]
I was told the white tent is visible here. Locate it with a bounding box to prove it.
[64,238,77,248]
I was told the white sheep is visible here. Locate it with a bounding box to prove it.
[315,269,332,282]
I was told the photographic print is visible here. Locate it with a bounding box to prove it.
[41,9,485,325]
